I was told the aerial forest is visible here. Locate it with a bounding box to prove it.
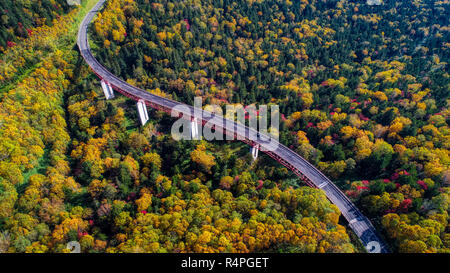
[0,0,448,253]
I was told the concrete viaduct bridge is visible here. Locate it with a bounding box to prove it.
[78,0,389,253]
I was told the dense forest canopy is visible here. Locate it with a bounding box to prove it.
[0,0,72,50]
[0,0,448,253]
[90,0,449,252]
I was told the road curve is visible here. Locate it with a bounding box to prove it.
[78,0,389,253]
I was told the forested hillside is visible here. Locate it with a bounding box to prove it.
[0,0,72,50]
[0,0,448,253]
[89,0,449,253]
[0,0,356,253]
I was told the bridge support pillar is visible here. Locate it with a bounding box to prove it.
[101,79,115,100]
[137,99,149,126]
[191,118,199,139]
[251,144,259,160]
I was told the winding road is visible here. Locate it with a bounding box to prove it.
[78,0,389,253]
